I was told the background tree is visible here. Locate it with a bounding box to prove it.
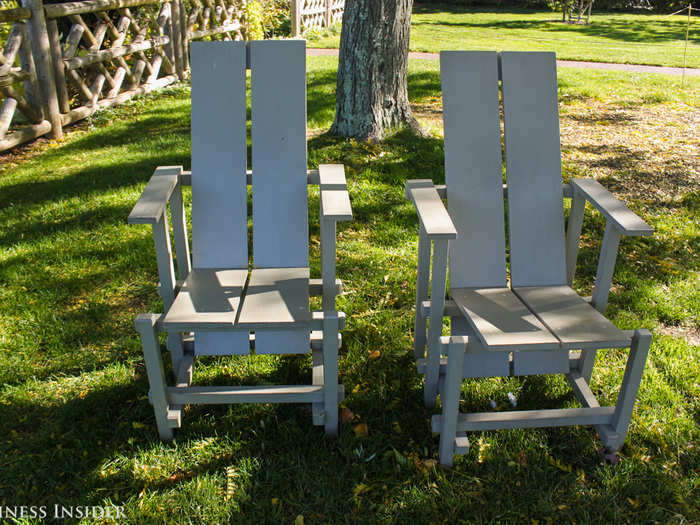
[330,0,423,141]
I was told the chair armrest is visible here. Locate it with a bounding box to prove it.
[128,166,183,224]
[572,178,653,236]
[319,164,352,221]
[405,179,457,240]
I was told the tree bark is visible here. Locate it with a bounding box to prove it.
[330,0,422,141]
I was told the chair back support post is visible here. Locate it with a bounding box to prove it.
[321,217,337,312]
[169,178,191,281]
[565,190,587,285]
[151,213,176,310]
[591,222,622,314]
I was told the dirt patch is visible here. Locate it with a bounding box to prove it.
[413,99,700,206]
[559,100,699,205]
[657,323,700,346]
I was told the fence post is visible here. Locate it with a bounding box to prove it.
[171,0,185,80]
[21,0,63,139]
[46,19,70,114]
[324,0,330,28]
[291,0,301,37]
[15,22,41,117]
[179,0,188,72]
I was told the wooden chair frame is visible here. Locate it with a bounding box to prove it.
[128,42,351,440]
[406,51,653,467]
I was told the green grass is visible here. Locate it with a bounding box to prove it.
[308,6,700,68]
[0,56,698,523]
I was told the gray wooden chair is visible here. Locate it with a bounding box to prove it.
[128,40,351,440]
[406,51,653,467]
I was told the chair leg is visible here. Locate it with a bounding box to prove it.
[413,226,431,361]
[603,329,651,452]
[425,239,449,408]
[135,314,174,441]
[167,333,185,373]
[439,336,467,467]
[322,312,340,436]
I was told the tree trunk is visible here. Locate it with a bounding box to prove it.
[330,0,422,141]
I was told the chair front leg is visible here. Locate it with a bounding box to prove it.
[322,312,340,436]
[579,222,623,381]
[600,329,651,452]
[425,238,449,408]
[439,336,468,467]
[413,225,431,361]
[135,314,174,441]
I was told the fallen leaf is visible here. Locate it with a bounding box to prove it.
[341,407,355,424]
[353,423,368,438]
[369,350,381,360]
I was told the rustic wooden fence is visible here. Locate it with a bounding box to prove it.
[0,0,246,152]
[290,0,343,37]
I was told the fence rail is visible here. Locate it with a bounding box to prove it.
[0,0,255,152]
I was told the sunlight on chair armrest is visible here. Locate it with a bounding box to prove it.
[128,166,182,224]
[572,178,653,236]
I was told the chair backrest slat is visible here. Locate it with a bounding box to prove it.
[501,51,567,287]
[442,51,507,288]
[190,41,248,269]
[251,40,309,269]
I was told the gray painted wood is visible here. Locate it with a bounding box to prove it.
[439,336,467,467]
[407,187,457,240]
[514,285,628,348]
[452,313,512,378]
[312,347,324,424]
[190,42,248,356]
[190,42,247,269]
[591,222,623,315]
[451,288,560,351]
[573,178,653,236]
[239,267,311,355]
[607,329,651,451]
[568,371,601,408]
[405,178,440,362]
[135,313,173,440]
[320,217,337,312]
[323,312,340,435]
[152,213,176,310]
[565,189,586,285]
[167,384,342,404]
[251,40,308,269]
[169,180,191,280]
[249,40,309,355]
[413,225,430,360]
[237,267,310,325]
[437,406,615,432]
[463,351,510,378]
[128,166,180,224]
[318,163,348,189]
[161,268,248,331]
[441,51,506,288]
[501,52,567,287]
[513,350,569,376]
[424,239,449,407]
[321,190,353,221]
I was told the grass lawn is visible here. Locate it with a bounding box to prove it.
[0,56,698,523]
[308,5,700,68]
